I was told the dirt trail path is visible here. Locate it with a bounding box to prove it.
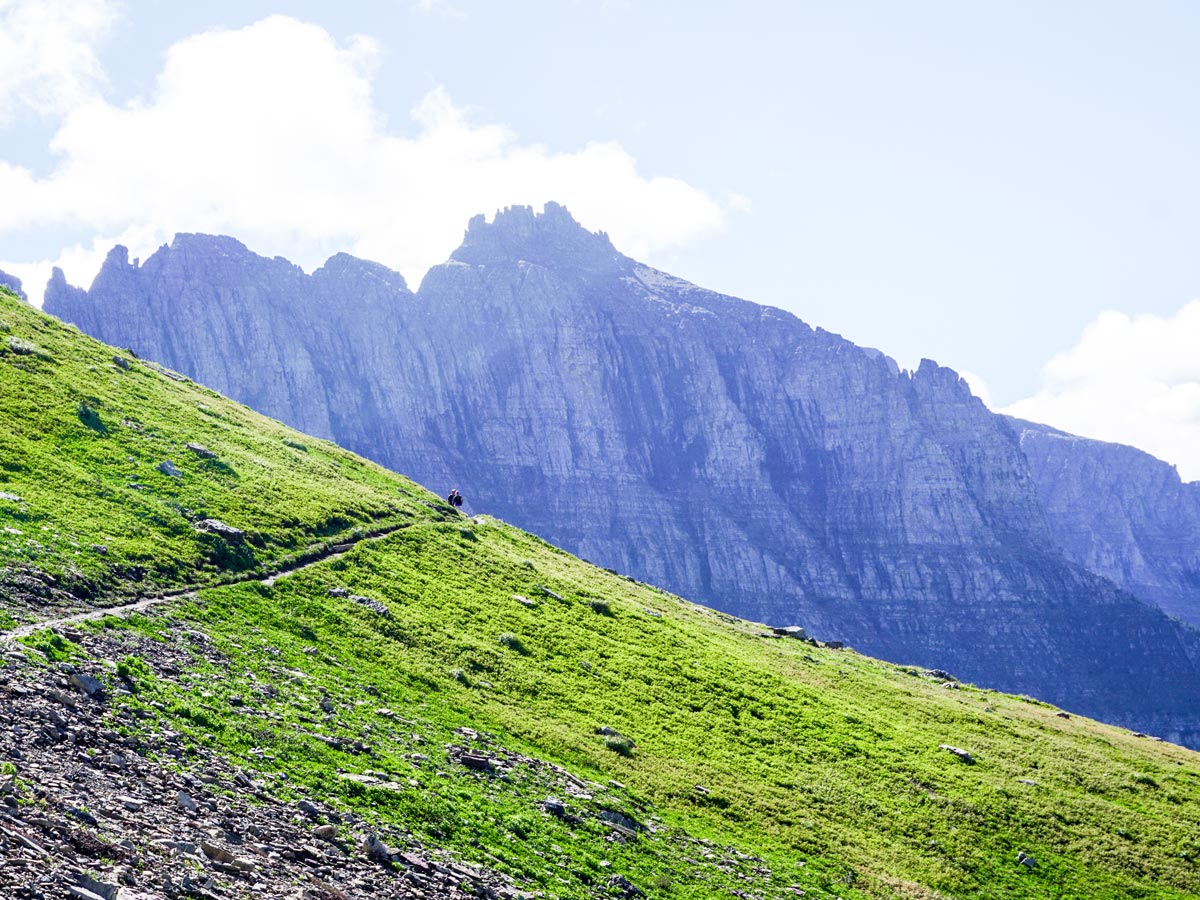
[1,521,409,641]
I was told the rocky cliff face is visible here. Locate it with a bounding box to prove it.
[45,203,1200,746]
[1012,419,1200,626]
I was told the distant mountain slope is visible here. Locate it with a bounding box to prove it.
[5,284,1200,900]
[43,205,1200,745]
[1012,418,1200,625]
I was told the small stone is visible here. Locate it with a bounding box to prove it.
[606,873,646,898]
[112,355,130,370]
[68,807,98,826]
[74,874,120,900]
[771,625,807,639]
[156,460,183,478]
[313,824,337,840]
[177,790,198,812]
[70,672,104,697]
[597,808,641,832]
[401,852,431,872]
[939,744,974,764]
[542,798,567,818]
[347,594,390,616]
[460,754,493,772]
[200,840,235,863]
[185,442,217,459]
[194,518,244,544]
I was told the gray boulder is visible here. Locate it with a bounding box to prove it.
[194,519,243,544]
[156,460,183,478]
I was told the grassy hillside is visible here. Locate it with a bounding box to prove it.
[2,287,1198,900]
[0,288,427,623]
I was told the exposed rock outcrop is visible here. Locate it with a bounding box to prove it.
[44,204,1200,746]
[0,269,26,302]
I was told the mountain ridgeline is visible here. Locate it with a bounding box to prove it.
[45,203,1200,746]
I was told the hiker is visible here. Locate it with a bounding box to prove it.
[447,488,464,510]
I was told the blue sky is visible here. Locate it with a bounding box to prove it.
[4,1,1200,477]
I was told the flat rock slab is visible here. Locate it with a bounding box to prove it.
[939,744,975,764]
[194,519,244,544]
[186,442,218,459]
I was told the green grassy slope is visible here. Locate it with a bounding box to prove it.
[2,287,1198,899]
[0,288,427,620]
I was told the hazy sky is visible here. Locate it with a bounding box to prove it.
[4,1,1200,478]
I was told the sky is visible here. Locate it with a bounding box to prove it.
[4,1,1200,479]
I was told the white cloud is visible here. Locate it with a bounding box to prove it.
[0,0,115,121]
[0,15,724,298]
[1003,301,1200,481]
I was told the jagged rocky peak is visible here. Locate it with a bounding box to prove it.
[0,269,26,302]
[44,266,88,309]
[314,252,410,294]
[90,244,138,283]
[112,234,302,281]
[167,232,254,258]
[450,201,628,275]
[911,357,982,403]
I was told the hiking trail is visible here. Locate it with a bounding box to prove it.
[1,521,410,642]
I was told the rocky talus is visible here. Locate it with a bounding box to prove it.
[0,639,515,900]
[44,204,1200,745]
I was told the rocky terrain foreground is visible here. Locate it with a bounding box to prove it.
[40,203,1200,746]
[0,623,515,900]
[0,609,805,900]
[3,288,1200,900]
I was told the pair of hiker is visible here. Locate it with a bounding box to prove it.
[447,488,464,511]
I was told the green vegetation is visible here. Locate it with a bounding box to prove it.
[0,288,429,616]
[3,286,1200,899]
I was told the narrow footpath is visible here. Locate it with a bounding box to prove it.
[1,521,410,641]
